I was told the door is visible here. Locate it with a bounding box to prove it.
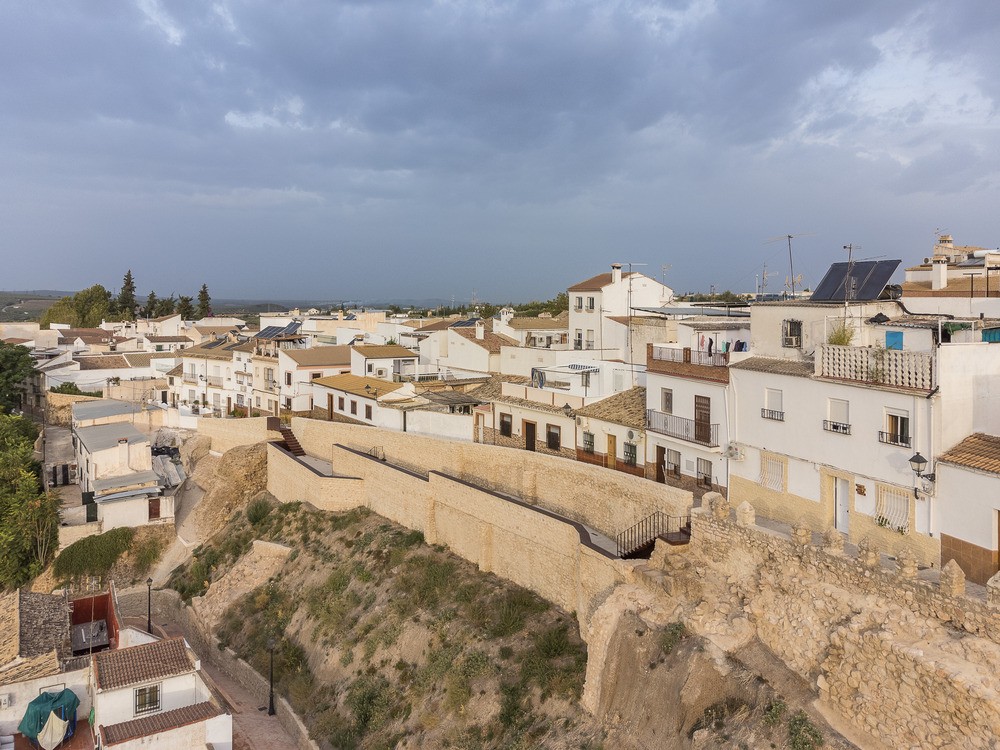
[694,396,711,444]
[834,477,850,532]
[606,434,617,470]
[226,397,232,415]
[655,446,666,483]
[148,497,161,521]
[328,394,334,420]
[524,421,536,451]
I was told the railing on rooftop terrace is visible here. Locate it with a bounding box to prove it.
[651,346,729,367]
[818,344,935,391]
[206,375,223,387]
[646,409,719,447]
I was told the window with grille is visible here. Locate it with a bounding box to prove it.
[880,410,910,447]
[762,388,784,421]
[875,485,910,533]
[574,297,583,311]
[582,432,594,453]
[350,401,357,415]
[697,457,712,487]
[338,396,345,410]
[759,453,785,492]
[661,389,673,414]
[365,404,372,420]
[782,319,803,348]
[824,398,850,434]
[586,297,595,311]
[666,449,681,477]
[134,685,161,715]
[546,424,561,450]
[624,442,637,466]
[499,413,512,437]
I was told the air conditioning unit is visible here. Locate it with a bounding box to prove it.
[0,693,10,709]
[782,335,801,348]
[724,443,744,460]
[375,368,388,378]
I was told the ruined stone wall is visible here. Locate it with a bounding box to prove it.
[686,497,1000,749]
[45,391,101,425]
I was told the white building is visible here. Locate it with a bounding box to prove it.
[277,345,353,413]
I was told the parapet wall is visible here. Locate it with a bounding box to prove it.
[198,416,281,453]
[291,417,691,539]
[687,496,1000,749]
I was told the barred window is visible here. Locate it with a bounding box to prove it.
[666,449,680,477]
[582,431,594,453]
[134,684,161,715]
[499,413,512,437]
[623,442,637,466]
[697,457,713,488]
[546,424,561,450]
[759,453,785,492]
[875,485,910,533]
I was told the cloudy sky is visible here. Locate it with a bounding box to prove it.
[2,1,999,302]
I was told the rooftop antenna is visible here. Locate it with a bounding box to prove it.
[766,232,815,297]
[759,263,774,296]
[618,261,647,382]
[842,244,861,313]
[661,263,672,288]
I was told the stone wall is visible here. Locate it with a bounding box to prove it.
[685,496,1000,749]
[266,443,363,511]
[291,417,692,539]
[45,391,101,426]
[479,425,577,460]
[58,520,103,550]
[197,416,281,453]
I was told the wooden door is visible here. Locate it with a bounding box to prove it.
[328,393,334,420]
[524,421,536,451]
[655,446,665,483]
[148,497,161,521]
[694,396,711,444]
[606,434,617,470]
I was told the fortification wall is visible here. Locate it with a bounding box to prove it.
[683,496,1000,749]
[291,417,691,538]
[266,444,363,512]
[46,391,101,425]
[197,416,280,453]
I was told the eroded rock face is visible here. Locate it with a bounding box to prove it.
[179,434,212,472]
[194,442,268,538]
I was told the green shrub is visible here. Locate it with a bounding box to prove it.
[132,535,165,575]
[827,322,854,346]
[54,527,135,581]
[246,497,272,525]
[764,698,786,726]
[658,622,688,655]
[788,711,823,749]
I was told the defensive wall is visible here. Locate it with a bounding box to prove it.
[288,416,692,540]
[197,416,282,454]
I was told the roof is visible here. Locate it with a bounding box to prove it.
[121,352,154,367]
[466,375,572,415]
[75,422,150,454]
[145,335,191,343]
[567,271,637,292]
[100,701,222,746]
[938,433,1000,475]
[255,322,302,340]
[3,337,31,345]
[574,387,647,429]
[192,324,244,336]
[93,470,161,494]
[0,649,61,683]
[282,345,353,367]
[810,259,902,302]
[149,313,181,323]
[453,327,517,354]
[94,637,194,690]
[678,318,751,332]
[311,374,406,398]
[420,390,487,407]
[351,344,417,359]
[728,357,815,378]
[72,399,139,422]
[178,341,243,361]
[76,355,129,370]
[166,364,183,377]
[0,590,69,663]
[503,317,568,331]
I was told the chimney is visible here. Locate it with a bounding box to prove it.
[931,258,948,291]
[118,437,129,468]
[611,263,622,284]
[475,320,485,340]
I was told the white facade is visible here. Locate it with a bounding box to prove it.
[0,666,91,737]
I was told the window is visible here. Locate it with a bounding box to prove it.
[574,330,583,350]
[585,330,595,350]
[759,453,785,492]
[365,404,373,420]
[311,372,321,379]
[762,388,784,421]
[350,401,357,415]
[881,410,910,447]
[581,372,591,389]
[582,431,595,453]
[825,398,850,434]
[624,442,637,466]
[697,457,712,487]
[660,388,673,414]
[338,396,345,411]
[546,424,561,450]
[284,397,291,410]
[574,296,583,311]
[876,485,910,532]
[885,331,903,351]
[255,397,260,407]
[134,685,161,715]
[499,413,512,437]
[782,319,803,348]
[586,296,595,311]
[367,363,374,373]
[666,449,681,477]
[285,372,292,386]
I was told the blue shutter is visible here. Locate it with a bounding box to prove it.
[885,331,903,350]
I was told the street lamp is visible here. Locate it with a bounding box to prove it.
[146,577,153,634]
[267,637,276,716]
[908,452,935,497]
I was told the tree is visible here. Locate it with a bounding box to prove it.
[0,343,34,413]
[155,295,176,317]
[196,284,212,319]
[117,270,137,320]
[176,295,194,320]
[40,285,113,328]
[143,290,158,319]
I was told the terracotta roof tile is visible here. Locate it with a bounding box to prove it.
[311,374,406,398]
[503,317,567,331]
[76,355,129,370]
[567,271,637,292]
[100,701,222,746]
[938,433,1000,475]
[0,649,61,682]
[453,328,517,354]
[94,637,193,690]
[728,356,814,378]
[574,387,646,429]
[351,344,418,359]
[282,345,353,366]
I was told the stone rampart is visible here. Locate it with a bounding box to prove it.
[197,416,281,453]
[291,417,691,539]
[266,443,363,511]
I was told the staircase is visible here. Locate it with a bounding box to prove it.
[278,426,305,457]
[617,512,691,559]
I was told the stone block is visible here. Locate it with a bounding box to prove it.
[896,547,918,579]
[824,528,845,556]
[987,570,1000,607]
[792,518,812,547]
[735,500,755,527]
[706,492,729,520]
[856,537,880,567]
[938,559,965,597]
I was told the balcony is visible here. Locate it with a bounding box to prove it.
[206,375,223,387]
[647,409,719,447]
[823,420,851,435]
[818,344,935,392]
[652,345,729,367]
[646,344,731,384]
[878,431,911,448]
[761,408,784,421]
[182,374,198,384]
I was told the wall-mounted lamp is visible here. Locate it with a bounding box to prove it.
[909,452,935,497]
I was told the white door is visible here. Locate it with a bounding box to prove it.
[834,477,850,532]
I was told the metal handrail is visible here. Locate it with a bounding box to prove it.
[616,512,691,558]
[646,410,719,447]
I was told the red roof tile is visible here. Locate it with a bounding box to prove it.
[94,637,193,690]
[100,701,221,746]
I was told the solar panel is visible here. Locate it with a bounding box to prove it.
[810,259,901,302]
[450,318,480,328]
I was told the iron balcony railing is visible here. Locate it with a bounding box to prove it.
[651,345,730,367]
[647,409,719,447]
[823,420,851,435]
[878,431,911,448]
[617,512,692,558]
[761,408,785,421]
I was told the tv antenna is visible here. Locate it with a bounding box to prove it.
[766,232,815,297]
[758,263,774,296]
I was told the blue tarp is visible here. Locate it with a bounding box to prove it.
[17,689,79,742]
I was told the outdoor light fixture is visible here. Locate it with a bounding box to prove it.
[267,637,277,716]
[146,577,153,634]
[908,452,935,497]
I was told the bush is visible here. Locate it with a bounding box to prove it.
[132,534,165,575]
[827,322,854,346]
[659,622,688,655]
[54,527,135,581]
[246,497,272,525]
[788,711,823,749]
